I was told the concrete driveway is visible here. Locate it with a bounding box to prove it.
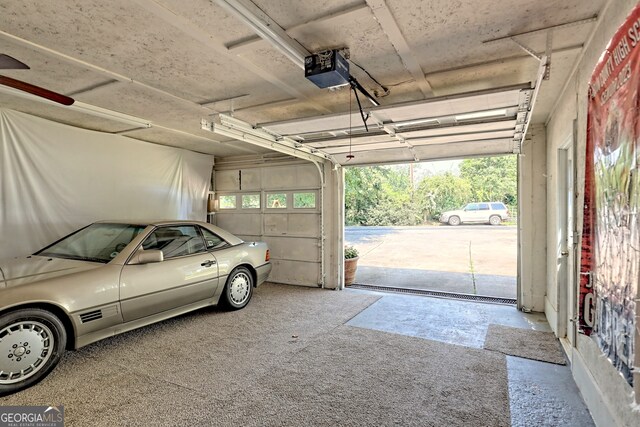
[345,225,517,298]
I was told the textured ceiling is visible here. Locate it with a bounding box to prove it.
[0,0,606,160]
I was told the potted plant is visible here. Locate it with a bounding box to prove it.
[344,245,359,286]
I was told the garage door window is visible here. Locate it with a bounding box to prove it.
[242,194,260,209]
[219,195,237,209]
[293,192,316,209]
[267,193,287,208]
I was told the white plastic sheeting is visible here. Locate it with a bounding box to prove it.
[0,109,214,259]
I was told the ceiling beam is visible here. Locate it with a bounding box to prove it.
[233,97,299,113]
[149,123,260,154]
[425,44,583,78]
[215,0,310,68]
[0,30,194,107]
[227,4,371,53]
[546,0,615,125]
[482,16,597,45]
[365,0,433,98]
[132,0,331,114]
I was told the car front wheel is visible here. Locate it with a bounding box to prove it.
[448,216,461,226]
[489,215,502,226]
[0,308,67,396]
[222,267,254,310]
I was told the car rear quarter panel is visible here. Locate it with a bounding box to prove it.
[214,241,270,286]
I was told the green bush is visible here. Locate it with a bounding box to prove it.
[344,246,359,259]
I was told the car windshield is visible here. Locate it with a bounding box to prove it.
[36,223,147,263]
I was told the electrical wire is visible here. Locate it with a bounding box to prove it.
[349,59,388,93]
[386,78,414,87]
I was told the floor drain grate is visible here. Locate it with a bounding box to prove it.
[348,284,517,305]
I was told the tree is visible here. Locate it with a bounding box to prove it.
[345,156,518,225]
[345,166,387,225]
[459,156,517,207]
[415,172,472,221]
[345,165,419,225]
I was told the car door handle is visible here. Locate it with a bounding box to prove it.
[201,260,216,267]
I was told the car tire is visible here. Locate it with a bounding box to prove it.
[448,216,461,226]
[222,266,254,310]
[0,308,67,397]
[489,215,502,226]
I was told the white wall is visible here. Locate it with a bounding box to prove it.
[545,0,640,425]
[519,124,547,312]
[0,109,213,259]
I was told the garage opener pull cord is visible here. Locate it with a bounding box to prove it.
[346,88,354,161]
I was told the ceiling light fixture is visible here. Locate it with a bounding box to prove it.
[215,0,309,68]
[0,84,152,129]
[455,109,507,121]
[68,102,152,129]
[393,118,440,128]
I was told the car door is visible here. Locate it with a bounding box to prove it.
[461,203,479,222]
[119,225,220,323]
[477,203,491,222]
[199,226,237,283]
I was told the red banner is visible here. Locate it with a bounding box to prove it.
[581,3,640,386]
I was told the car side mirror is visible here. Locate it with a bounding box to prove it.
[130,249,164,265]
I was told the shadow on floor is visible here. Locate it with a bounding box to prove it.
[354,265,516,299]
[346,290,595,427]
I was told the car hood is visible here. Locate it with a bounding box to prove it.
[0,256,101,289]
[441,209,464,216]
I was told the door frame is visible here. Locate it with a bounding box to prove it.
[558,129,578,349]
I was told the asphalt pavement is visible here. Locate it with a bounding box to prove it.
[345,225,517,298]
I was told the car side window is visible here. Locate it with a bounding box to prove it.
[141,225,206,259]
[465,203,478,211]
[491,203,506,210]
[200,227,229,250]
[479,203,490,210]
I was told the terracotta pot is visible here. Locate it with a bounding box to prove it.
[344,256,359,286]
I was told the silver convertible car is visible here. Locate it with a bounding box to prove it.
[0,220,271,396]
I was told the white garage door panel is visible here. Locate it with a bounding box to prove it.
[323,142,401,154]
[401,131,515,145]
[413,139,514,158]
[264,236,320,262]
[260,86,532,166]
[287,213,320,235]
[401,120,517,138]
[214,161,322,288]
[262,164,319,190]
[216,213,262,236]
[269,259,320,287]
[264,213,320,236]
[240,168,262,191]
[343,148,415,165]
[215,170,240,191]
[264,214,287,234]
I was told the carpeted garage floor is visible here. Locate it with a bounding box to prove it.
[0,283,515,426]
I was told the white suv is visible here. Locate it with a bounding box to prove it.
[440,202,509,226]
